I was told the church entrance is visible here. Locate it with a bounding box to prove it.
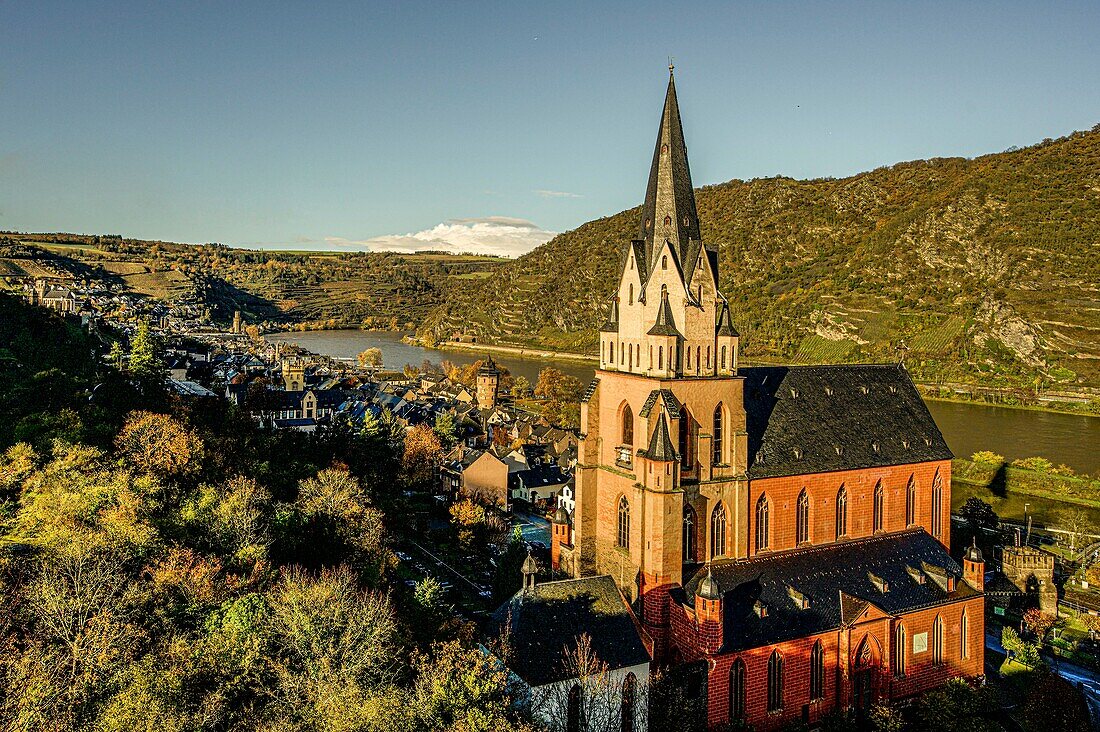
[853,668,874,713]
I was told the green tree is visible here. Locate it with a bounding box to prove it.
[128,321,166,382]
[958,497,998,532]
[913,678,998,732]
[433,411,459,448]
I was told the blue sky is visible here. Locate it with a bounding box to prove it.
[2,1,1098,255]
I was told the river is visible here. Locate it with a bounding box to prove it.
[269,330,1100,477]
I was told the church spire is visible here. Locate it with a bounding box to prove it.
[639,67,701,269]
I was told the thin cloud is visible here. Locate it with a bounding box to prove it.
[535,189,582,199]
[326,216,556,258]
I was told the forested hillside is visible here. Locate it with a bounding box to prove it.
[0,234,505,330]
[425,127,1100,390]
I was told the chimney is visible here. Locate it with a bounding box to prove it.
[963,537,985,591]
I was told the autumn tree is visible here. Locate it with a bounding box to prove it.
[1054,509,1095,554]
[295,466,388,575]
[402,424,444,489]
[115,410,204,478]
[510,375,531,399]
[534,367,583,428]
[1022,607,1057,640]
[357,347,383,369]
[433,411,459,447]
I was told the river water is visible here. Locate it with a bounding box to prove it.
[270,330,1100,477]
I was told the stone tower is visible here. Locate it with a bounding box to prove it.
[476,355,500,409]
[282,357,305,392]
[562,68,748,660]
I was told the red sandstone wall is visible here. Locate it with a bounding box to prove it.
[747,460,952,556]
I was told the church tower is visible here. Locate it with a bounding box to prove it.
[564,68,749,660]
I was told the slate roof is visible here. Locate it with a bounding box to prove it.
[647,292,681,336]
[600,297,620,333]
[743,364,952,479]
[716,301,739,338]
[490,575,650,686]
[639,389,682,419]
[580,378,600,404]
[682,530,977,652]
[641,414,678,462]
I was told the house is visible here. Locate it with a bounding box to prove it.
[490,560,651,732]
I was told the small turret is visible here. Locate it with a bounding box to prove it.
[551,506,572,572]
[696,567,724,654]
[962,537,985,591]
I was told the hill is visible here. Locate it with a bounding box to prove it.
[424,126,1100,390]
[0,234,506,330]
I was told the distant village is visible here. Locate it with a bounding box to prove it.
[21,273,578,522]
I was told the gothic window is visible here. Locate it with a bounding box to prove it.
[682,506,696,562]
[906,475,916,526]
[712,403,724,464]
[706,346,711,368]
[662,254,668,269]
[628,284,633,305]
[630,255,634,269]
[873,480,884,533]
[568,684,582,732]
[620,344,625,365]
[767,650,783,712]
[809,641,825,701]
[621,672,636,732]
[729,659,746,721]
[711,503,727,558]
[610,342,615,364]
[756,494,769,551]
[618,496,630,549]
[721,345,727,369]
[835,486,848,539]
[894,624,906,677]
[797,489,810,544]
[961,610,970,659]
[659,346,664,369]
[687,348,692,369]
[664,215,672,226]
[931,470,943,537]
[932,615,944,666]
[621,405,633,446]
[679,410,694,469]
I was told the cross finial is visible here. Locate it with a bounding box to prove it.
[668,56,674,74]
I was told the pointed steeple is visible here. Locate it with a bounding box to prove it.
[647,287,680,336]
[600,296,620,333]
[716,300,739,337]
[639,67,701,269]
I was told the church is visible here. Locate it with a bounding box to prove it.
[549,68,986,730]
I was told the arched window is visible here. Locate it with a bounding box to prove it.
[618,496,630,549]
[961,610,970,660]
[729,659,746,721]
[906,475,916,526]
[662,254,668,270]
[679,410,694,470]
[620,672,636,732]
[706,346,711,368]
[756,494,769,551]
[721,345,727,369]
[931,470,943,537]
[621,405,633,446]
[567,684,582,732]
[873,480,884,533]
[682,506,696,562]
[767,650,784,712]
[608,341,613,364]
[711,503,727,558]
[659,345,664,369]
[835,486,848,539]
[797,489,810,545]
[932,615,944,666]
[894,624,906,677]
[712,404,724,465]
[809,641,825,701]
[628,284,633,305]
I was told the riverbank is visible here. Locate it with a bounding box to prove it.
[432,340,599,364]
[952,456,1100,525]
